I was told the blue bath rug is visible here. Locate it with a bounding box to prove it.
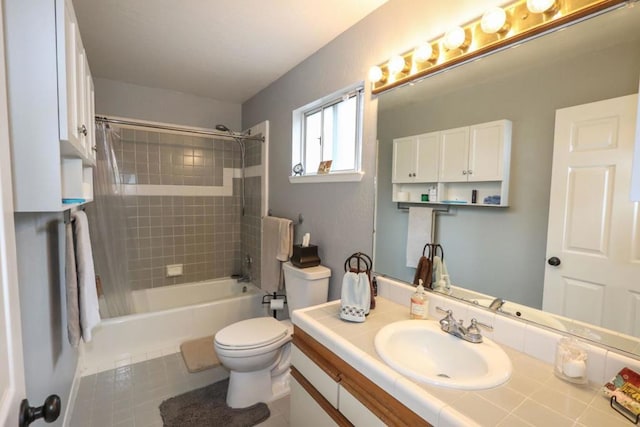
[159,378,270,427]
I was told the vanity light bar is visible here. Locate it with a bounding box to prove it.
[370,0,627,95]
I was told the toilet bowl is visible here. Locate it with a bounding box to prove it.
[214,263,330,408]
[214,317,292,408]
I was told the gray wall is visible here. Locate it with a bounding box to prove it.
[15,213,77,427]
[376,41,640,307]
[94,78,242,130]
[242,0,512,300]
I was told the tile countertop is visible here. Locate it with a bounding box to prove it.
[292,296,639,427]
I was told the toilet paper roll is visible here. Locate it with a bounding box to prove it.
[270,299,284,310]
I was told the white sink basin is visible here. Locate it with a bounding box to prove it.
[374,320,512,390]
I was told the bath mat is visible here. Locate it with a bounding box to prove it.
[180,335,220,373]
[159,378,270,427]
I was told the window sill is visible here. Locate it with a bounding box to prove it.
[288,171,365,184]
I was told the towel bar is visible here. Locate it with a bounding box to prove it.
[266,210,303,225]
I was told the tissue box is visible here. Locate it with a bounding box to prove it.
[291,244,321,268]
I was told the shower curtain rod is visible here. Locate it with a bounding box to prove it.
[94,116,265,142]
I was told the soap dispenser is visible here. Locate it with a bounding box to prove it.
[410,279,428,319]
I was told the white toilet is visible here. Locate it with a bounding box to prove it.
[214,262,331,408]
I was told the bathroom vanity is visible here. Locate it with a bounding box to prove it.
[291,277,640,426]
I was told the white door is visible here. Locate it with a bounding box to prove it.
[468,120,508,182]
[543,94,640,337]
[392,137,415,183]
[414,132,440,182]
[0,4,27,425]
[438,127,469,182]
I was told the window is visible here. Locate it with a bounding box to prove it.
[291,84,364,182]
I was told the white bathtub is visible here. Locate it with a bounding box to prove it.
[80,278,267,374]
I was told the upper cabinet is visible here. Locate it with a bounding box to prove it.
[392,132,439,183]
[5,0,95,212]
[391,120,512,206]
[439,120,511,182]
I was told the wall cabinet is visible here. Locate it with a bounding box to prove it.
[5,0,95,212]
[392,119,511,207]
[392,132,439,183]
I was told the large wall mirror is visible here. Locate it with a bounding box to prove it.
[374,5,640,356]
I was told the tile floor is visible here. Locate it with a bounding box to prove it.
[69,353,290,427]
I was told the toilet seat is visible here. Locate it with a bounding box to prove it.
[215,317,290,351]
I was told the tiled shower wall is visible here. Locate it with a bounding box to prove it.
[109,127,262,291]
[241,138,263,288]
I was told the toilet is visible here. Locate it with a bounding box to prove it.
[214,262,331,408]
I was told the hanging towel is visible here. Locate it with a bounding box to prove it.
[340,272,370,322]
[72,211,101,342]
[413,256,433,289]
[65,222,81,347]
[261,216,293,293]
[432,255,443,288]
[406,207,433,267]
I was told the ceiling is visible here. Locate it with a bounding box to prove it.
[72,0,388,104]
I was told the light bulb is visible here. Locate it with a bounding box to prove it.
[368,65,384,83]
[388,55,407,75]
[527,0,557,13]
[414,43,434,63]
[481,7,508,34]
[443,26,468,50]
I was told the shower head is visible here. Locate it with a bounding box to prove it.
[215,124,231,133]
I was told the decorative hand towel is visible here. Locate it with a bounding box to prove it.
[72,211,101,342]
[431,256,442,287]
[406,207,432,267]
[340,272,371,322]
[65,222,81,347]
[413,256,432,289]
[261,216,293,293]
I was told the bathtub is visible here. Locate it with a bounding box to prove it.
[80,278,267,374]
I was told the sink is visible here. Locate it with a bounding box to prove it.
[374,320,512,390]
[473,298,567,331]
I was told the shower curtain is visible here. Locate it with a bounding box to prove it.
[86,122,134,317]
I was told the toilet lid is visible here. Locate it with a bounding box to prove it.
[215,317,289,349]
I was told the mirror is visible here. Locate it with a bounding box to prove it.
[374,5,640,356]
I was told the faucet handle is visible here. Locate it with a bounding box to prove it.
[435,306,451,315]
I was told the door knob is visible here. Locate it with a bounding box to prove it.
[19,395,60,427]
[547,257,561,266]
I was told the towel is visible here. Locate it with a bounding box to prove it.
[65,222,81,347]
[72,211,101,342]
[406,207,432,267]
[261,216,293,293]
[340,272,371,322]
[413,256,432,289]
[432,255,443,288]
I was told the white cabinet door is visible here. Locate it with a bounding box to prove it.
[438,126,469,182]
[60,0,82,152]
[468,120,510,182]
[543,95,640,337]
[392,137,416,183]
[414,132,440,182]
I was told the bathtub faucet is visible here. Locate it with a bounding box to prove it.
[238,254,252,283]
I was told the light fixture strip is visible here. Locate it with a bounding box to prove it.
[371,0,626,94]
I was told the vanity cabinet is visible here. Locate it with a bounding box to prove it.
[392,132,439,183]
[5,0,95,212]
[392,119,511,206]
[291,326,431,427]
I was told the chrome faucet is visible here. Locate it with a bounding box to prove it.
[488,298,505,311]
[238,254,253,283]
[436,307,493,344]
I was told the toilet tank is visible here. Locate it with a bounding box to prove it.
[282,262,331,317]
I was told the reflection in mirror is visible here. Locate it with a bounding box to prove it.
[373,6,640,356]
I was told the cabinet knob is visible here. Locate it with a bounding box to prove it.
[78,125,88,136]
[92,145,97,152]
[468,169,473,175]
[462,170,467,175]
[408,173,412,177]
[547,257,561,266]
